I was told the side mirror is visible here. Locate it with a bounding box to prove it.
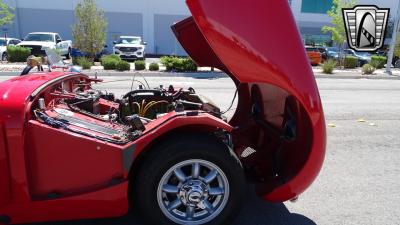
[21,38,24,41]
[104,44,108,48]
[143,41,147,45]
[56,39,62,44]
[113,41,117,45]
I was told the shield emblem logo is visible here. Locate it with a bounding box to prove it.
[342,5,390,52]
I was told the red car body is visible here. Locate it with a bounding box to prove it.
[0,0,325,224]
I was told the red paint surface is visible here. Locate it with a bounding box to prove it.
[185,0,326,201]
[0,72,233,223]
[0,0,325,223]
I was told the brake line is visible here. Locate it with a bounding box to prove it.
[221,88,238,115]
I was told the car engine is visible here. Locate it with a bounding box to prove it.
[32,78,222,145]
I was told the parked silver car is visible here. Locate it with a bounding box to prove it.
[0,38,21,61]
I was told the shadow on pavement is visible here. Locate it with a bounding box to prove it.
[171,72,228,80]
[26,187,315,225]
[233,188,316,225]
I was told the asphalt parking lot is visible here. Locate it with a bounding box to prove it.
[1,75,399,225]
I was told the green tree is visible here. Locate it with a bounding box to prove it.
[322,0,356,67]
[0,0,14,26]
[72,0,107,61]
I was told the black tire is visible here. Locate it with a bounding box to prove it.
[65,48,71,59]
[132,134,245,225]
[2,52,7,61]
[395,60,400,69]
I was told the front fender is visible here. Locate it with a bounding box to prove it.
[132,112,233,159]
[0,121,11,208]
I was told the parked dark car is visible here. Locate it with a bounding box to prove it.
[315,47,328,62]
[394,56,400,68]
[375,50,400,68]
[344,49,371,66]
[71,46,110,61]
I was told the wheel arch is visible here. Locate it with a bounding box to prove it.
[127,124,233,208]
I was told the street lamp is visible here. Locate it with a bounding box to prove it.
[385,0,400,75]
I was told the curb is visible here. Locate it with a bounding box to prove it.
[0,71,399,80]
[314,73,400,80]
[0,71,229,79]
[84,71,229,79]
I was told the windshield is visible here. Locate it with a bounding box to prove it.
[24,34,54,42]
[0,39,6,46]
[306,47,318,52]
[116,37,141,44]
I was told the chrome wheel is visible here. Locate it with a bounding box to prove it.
[157,159,230,225]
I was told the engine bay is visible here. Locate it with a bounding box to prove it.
[32,76,223,145]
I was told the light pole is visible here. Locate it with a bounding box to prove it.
[385,0,400,75]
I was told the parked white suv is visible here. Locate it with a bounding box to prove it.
[18,32,72,59]
[0,38,21,61]
[113,36,146,61]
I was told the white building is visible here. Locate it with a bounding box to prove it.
[1,0,398,55]
[2,0,191,55]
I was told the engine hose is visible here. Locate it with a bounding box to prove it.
[142,101,169,117]
[131,102,141,114]
[140,100,146,116]
[140,100,154,116]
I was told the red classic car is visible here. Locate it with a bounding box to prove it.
[0,0,326,224]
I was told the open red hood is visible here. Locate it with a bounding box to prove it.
[173,0,321,111]
[173,0,326,202]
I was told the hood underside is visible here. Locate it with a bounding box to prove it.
[173,0,326,202]
[172,0,321,110]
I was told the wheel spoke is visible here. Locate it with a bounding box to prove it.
[203,200,214,213]
[209,187,224,196]
[192,162,200,178]
[174,168,187,182]
[158,159,230,224]
[168,199,182,211]
[186,206,195,220]
[162,184,179,194]
[204,170,218,183]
